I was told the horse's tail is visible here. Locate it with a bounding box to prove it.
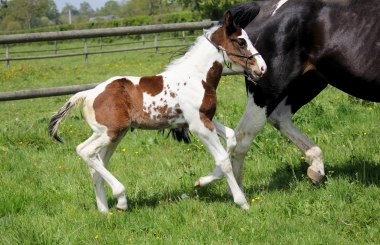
[48,91,88,143]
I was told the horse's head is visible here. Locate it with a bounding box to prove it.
[209,11,267,82]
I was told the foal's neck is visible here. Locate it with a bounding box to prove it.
[165,36,225,78]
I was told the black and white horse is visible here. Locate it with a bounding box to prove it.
[49,12,266,212]
[174,0,380,192]
[224,0,380,188]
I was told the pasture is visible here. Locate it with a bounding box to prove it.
[0,40,379,244]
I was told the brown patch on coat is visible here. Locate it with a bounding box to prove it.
[199,61,223,131]
[94,78,184,138]
[139,75,164,96]
[93,78,144,141]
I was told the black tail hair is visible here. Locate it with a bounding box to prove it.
[160,128,191,144]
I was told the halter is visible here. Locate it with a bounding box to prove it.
[204,34,261,85]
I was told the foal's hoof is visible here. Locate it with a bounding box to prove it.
[307,166,324,185]
[241,203,250,210]
[194,179,201,187]
[117,208,126,213]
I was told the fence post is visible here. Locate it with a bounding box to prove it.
[5,44,10,70]
[182,31,185,43]
[154,33,158,55]
[99,37,102,50]
[54,41,57,55]
[84,38,88,65]
[142,34,145,46]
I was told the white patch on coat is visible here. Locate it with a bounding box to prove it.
[272,0,289,16]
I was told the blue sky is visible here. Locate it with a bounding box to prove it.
[54,0,115,12]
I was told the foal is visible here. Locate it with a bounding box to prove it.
[49,12,266,213]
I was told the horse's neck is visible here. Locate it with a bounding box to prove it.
[165,38,224,76]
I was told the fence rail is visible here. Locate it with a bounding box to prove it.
[0,21,217,44]
[0,20,246,102]
[1,21,217,69]
[0,68,244,101]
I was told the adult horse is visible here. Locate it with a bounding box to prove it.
[49,12,266,212]
[173,0,380,194]
[222,0,380,188]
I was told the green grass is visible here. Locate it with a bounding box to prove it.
[0,40,379,244]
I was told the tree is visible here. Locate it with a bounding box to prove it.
[61,3,79,15]
[42,0,60,24]
[79,1,94,15]
[6,0,51,29]
[99,0,119,15]
[175,0,245,20]
[117,0,180,18]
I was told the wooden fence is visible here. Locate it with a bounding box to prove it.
[0,21,218,69]
[0,68,243,101]
[0,21,247,101]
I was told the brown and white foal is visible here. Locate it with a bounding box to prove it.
[49,12,266,213]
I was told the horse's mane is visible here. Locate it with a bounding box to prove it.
[218,2,261,28]
[164,25,221,72]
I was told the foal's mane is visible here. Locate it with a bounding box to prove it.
[163,25,221,72]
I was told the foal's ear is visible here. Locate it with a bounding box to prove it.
[224,11,237,36]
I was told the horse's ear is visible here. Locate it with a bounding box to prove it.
[224,11,237,36]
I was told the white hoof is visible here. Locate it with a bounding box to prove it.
[241,203,250,210]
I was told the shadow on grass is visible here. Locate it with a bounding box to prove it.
[103,157,379,211]
[104,184,235,211]
[248,157,380,193]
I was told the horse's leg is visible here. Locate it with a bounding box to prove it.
[191,120,249,210]
[228,92,267,195]
[267,102,325,184]
[76,133,109,212]
[194,119,237,186]
[77,132,127,213]
[89,140,120,213]
[213,119,237,154]
[267,73,328,184]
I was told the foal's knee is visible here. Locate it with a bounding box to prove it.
[220,158,233,174]
[225,127,237,154]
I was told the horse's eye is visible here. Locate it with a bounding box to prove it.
[237,38,247,47]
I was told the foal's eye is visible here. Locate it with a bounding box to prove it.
[236,38,247,47]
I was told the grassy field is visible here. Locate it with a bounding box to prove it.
[0,40,379,244]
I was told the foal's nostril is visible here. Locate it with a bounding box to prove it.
[261,66,266,74]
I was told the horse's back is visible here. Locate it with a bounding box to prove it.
[244,0,380,101]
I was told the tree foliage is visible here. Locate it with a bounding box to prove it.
[0,0,59,30]
[79,2,94,15]
[175,0,248,20]
[0,0,236,32]
[116,0,181,18]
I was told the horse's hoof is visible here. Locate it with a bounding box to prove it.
[241,203,250,210]
[117,208,126,213]
[307,166,324,185]
[194,179,201,187]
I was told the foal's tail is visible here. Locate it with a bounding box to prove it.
[48,91,88,143]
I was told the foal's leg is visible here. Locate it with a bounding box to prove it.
[88,141,120,213]
[194,119,236,186]
[77,133,127,213]
[268,97,325,184]
[76,133,109,212]
[190,121,249,210]
[213,119,237,154]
